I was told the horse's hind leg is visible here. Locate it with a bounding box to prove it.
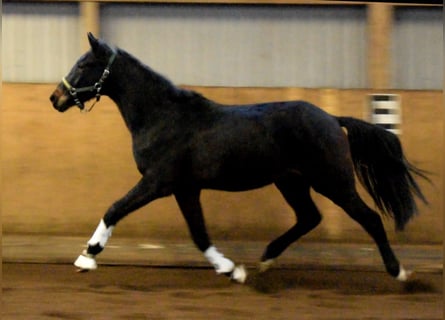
[260,175,322,271]
[175,188,247,283]
[313,164,409,280]
[329,190,410,280]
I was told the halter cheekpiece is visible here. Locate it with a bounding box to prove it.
[62,49,117,112]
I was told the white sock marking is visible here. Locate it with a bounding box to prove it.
[259,259,275,273]
[231,265,247,283]
[74,250,97,270]
[87,219,114,248]
[396,266,412,282]
[204,246,235,274]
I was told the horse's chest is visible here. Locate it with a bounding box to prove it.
[131,133,183,173]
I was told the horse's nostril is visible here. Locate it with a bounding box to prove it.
[50,94,56,103]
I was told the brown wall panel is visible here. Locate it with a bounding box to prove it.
[2,84,442,244]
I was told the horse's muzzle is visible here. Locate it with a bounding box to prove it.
[50,86,70,112]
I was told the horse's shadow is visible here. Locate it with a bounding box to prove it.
[245,268,439,295]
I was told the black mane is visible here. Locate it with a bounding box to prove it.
[115,48,209,107]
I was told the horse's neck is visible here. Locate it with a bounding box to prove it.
[106,53,176,132]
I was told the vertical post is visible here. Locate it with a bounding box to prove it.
[367,3,393,89]
[80,2,100,52]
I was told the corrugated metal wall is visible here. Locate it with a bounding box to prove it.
[100,4,367,88]
[2,3,442,89]
[391,7,443,90]
[2,2,81,83]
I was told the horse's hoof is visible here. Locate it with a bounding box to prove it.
[258,259,275,273]
[231,265,247,284]
[74,251,97,271]
[396,266,413,282]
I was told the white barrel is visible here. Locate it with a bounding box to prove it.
[368,94,401,135]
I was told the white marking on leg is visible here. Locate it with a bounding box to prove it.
[204,246,235,274]
[87,219,114,248]
[396,265,413,281]
[258,259,275,273]
[74,250,97,271]
[231,265,247,284]
[75,219,113,271]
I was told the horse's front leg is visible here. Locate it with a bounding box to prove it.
[175,189,247,283]
[74,175,168,271]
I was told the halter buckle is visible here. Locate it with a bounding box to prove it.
[94,82,102,92]
[61,49,116,113]
[102,69,110,79]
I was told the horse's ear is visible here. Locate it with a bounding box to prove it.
[88,32,99,51]
[87,32,112,60]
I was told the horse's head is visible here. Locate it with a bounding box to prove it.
[50,33,117,112]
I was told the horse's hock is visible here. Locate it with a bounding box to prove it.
[2,83,443,244]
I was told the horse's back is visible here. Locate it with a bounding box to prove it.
[259,100,355,193]
[187,100,350,191]
[226,100,340,133]
[244,100,347,157]
[249,100,354,186]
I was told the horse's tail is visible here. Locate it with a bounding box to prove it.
[337,116,429,230]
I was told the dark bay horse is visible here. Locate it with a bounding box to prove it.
[50,33,428,283]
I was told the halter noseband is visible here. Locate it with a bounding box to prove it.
[62,50,117,112]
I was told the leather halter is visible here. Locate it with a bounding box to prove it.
[62,50,117,112]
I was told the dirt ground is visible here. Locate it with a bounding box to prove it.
[2,263,442,320]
